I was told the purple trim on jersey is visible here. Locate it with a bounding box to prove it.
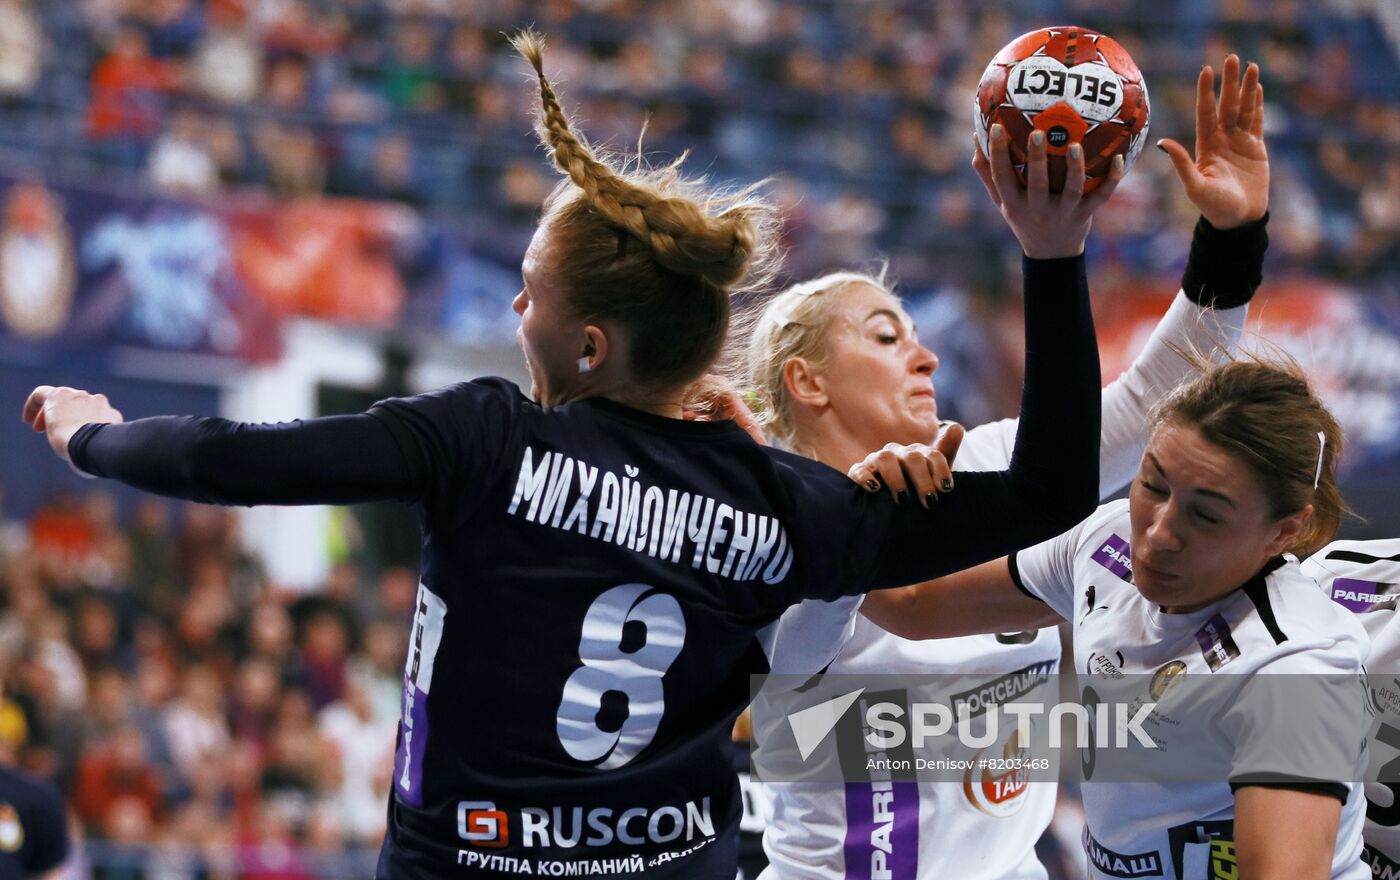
[392,679,431,807]
[1330,577,1400,613]
[842,781,919,879]
[1092,534,1133,582]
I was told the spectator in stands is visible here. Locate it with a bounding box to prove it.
[252,121,325,196]
[0,0,42,106]
[72,723,164,832]
[382,17,440,111]
[85,25,176,151]
[148,109,220,196]
[160,664,230,783]
[192,3,264,106]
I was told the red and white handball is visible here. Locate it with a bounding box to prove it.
[975,26,1150,193]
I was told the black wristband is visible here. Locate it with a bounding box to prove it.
[1180,213,1269,309]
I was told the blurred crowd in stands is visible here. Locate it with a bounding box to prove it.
[0,482,396,874]
[0,0,1393,298]
[0,0,1398,875]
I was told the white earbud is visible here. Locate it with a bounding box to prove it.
[577,357,592,374]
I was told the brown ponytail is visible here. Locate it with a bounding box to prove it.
[1149,351,1347,558]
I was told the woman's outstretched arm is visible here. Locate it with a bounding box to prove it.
[23,384,428,506]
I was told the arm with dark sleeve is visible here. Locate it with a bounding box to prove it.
[837,254,1101,594]
[24,778,69,876]
[66,380,518,507]
[68,413,424,506]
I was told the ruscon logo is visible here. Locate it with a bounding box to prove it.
[455,798,715,851]
[459,801,509,848]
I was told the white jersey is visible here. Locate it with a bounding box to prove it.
[1017,501,1370,880]
[1302,539,1400,879]
[759,294,1248,880]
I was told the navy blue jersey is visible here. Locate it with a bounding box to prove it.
[368,378,1086,877]
[0,767,68,880]
[69,255,1100,878]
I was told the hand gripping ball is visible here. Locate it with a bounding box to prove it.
[975,26,1150,193]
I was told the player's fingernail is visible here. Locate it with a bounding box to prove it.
[1068,143,1082,159]
[1113,155,1125,172]
[1155,139,1167,153]
[895,489,907,504]
[924,492,940,507]
[990,123,1004,141]
[941,478,955,493]
[865,479,879,492]
[1030,130,1045,147]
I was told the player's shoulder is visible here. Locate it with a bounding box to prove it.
[0,764,64,813]
[1064,498,1133,562]
[370,375,531,421]
[429,376,532,409]
[1225,557,1367,673]
[1302,538,1400,614]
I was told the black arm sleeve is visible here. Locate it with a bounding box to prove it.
[838,253,1101,594]
[68,412,424,506]
[1180,213,1269,309]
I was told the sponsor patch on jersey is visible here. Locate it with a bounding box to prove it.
[963,726,1035,818]
[1092,535,1134,582]
[1329,577,1400,614]
[1082,826,1164,877]
[393,582,447,808]
[949,660,1054,719]
[1149,660,1187,699]
[1193,614,1240,672]
[1363,844,1400,879]
[1166,819,1235,880]
[1086,650,1125,679]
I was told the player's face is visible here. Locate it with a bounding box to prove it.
[1128,422,1306,612]
[513,225,587,404]
[817,283,940,447]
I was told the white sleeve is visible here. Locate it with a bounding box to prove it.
[1008,505,1106,620]
[952,294,1247,497]
[1219,646,1367,794]
[1097,292,1247,494]
[754,595,862,681]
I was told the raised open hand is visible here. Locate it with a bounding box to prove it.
[1157,55,1269,229]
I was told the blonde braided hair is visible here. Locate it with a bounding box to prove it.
[510,30,780,391]
[512,29,768,289]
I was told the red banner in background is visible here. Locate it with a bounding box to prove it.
[226,197,410,326]
[1089,278,1400,472]
[0,175,421,363]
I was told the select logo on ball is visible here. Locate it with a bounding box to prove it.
[975,25,1150,193]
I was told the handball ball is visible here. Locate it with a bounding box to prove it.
[975,26,1150,193]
